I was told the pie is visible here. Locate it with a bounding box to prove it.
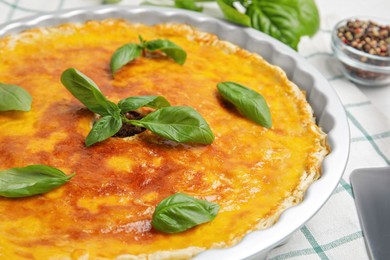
[0,19,328,259]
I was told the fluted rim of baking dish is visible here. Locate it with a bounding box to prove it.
[0,6,350,260]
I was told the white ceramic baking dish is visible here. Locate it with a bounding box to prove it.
[0,6,350,260]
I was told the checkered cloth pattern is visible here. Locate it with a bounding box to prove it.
[1,1,389,259]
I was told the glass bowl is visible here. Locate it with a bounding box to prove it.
[331,17,390,86]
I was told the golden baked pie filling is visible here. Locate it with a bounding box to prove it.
[0,19,328,259]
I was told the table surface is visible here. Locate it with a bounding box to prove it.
[0,1,389,260]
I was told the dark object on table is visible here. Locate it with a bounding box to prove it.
[350,166,390,260]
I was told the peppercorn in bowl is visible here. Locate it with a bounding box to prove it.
[331,17,390,86]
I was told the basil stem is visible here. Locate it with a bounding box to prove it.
[0,83,32,112]
[127,106,215,144]
[118,96,171,113]
[0,165,75,198]
[85,115,123,147]
[217,82,272,128]
[152,193,220,233]
[110,36,187,75]
[61,68,120,117]
[110,43,142,74]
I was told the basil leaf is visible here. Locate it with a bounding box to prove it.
[0,83,32,112]
[216,0,251,27]
[246,3,300,50]
[118,96,171,113]
[61,68,119,117]
[217,82,272,128]
[152,193,220,233]
[245,0,319,50]
[0,165,75,198]
[293,0,320,37]
[174,0,203,12]
[85,115,122,147]
[129,106,214,144]
[110,43,142,75]
[145,40,187,65]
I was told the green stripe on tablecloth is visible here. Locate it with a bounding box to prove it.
[343,102,390,143]
[344,101,371,108]
[339,178,353,197]
[269,248,315,260]
[352,130,390,142]
[269,231,363,260]
[6,0,20,22]
[0,0,45,15]
[327,75,345,81]
[346,110,390,165]
[57,0,65,10]
[301,226,329,259]
[334,180,352,196]
[334,185,345,194]
[322,231,363,250]
[304,52,333,59]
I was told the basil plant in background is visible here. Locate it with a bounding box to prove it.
[104,0,320,50]
[216,0,320,50]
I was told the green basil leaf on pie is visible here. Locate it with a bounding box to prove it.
[152,193,220,233]
[0,83,32,112]
[85,115,123,147]
[217,81,272,128]
[118,96,171,113]
[145,39,187,65]
[110,43,142,74]
[0,165,75,198]
[61,68,120,117]
[128,106,214,144]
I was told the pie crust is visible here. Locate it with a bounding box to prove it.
[0,19,328,259]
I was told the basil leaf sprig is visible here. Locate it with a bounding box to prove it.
[125,106,215,145]
[220,0,320,50]
[61,68,120,117]
[217,82,272,128]
[61,68,123,147]
[85,115,123,147]
[118,96,171,113]
[110,35,187,74]
[152,193,220,233]
[61,68,214,146]
[0,165,75,198]
[0,83,32,112]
